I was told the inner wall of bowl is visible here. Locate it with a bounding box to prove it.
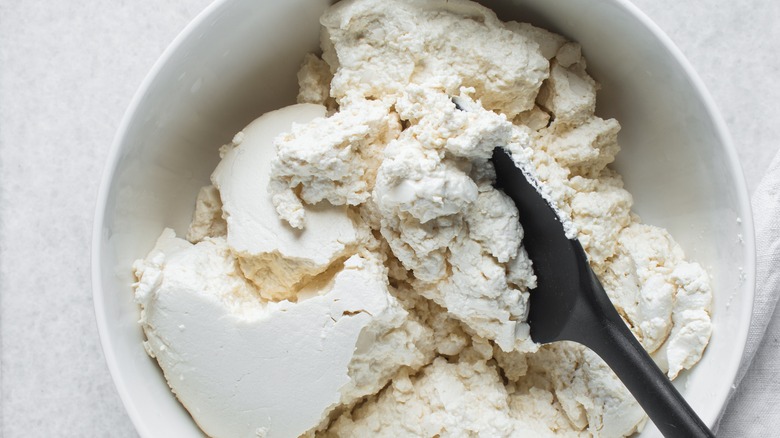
[97,0,751,436]
[98,0,330,436]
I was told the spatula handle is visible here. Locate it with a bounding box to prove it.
[573,266,714,438]
[491,147,713,437]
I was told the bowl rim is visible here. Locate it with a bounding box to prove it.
[611,0,756,427]
[91,0,756,435]
[91,0,233,436]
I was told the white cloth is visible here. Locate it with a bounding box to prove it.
[739,150,780,384]
[717,149,780,434]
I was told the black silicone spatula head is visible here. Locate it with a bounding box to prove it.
[491,147,714,438]
[490,148,586,344]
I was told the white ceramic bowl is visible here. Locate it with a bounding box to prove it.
[92,0,755,436]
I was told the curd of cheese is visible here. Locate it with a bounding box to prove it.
[133,0,713,436]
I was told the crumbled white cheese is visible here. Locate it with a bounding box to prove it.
[366,87,538,352]
[320,0,548,117]
[297,53,334,108]
[601,223,713,378]
[505,21,567,61]
[542,117,621,177]
[327,354,564,437]
[514,105,552,131]
[567,173,634,271]
[556,42,583,69]
[519,344,648,437]
[269,98,400,227]
[186,185,227,243]
[537,61,598,127]
[133,0,714,436]
[212,104,363,300]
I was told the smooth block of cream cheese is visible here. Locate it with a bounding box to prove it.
[133,230,401,438]
[212,103,361,301]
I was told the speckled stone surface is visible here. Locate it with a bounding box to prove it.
[0,1,778,436]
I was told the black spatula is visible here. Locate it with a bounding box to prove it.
[492,147,713,438]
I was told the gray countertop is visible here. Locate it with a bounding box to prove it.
[1,0,778,436]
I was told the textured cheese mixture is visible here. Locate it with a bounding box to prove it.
[132,0,713,437]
